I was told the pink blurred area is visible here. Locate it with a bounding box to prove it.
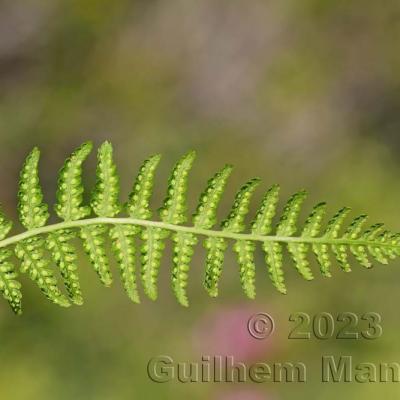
[194,304,276,361]
[216,389,274,400]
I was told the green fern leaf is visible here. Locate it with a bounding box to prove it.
[91,141,120,218]
[159,151,196,225]
[386,233,400,259]
[126,154,161,220]
[46,230,83,305]
[304,203,331,276]
[326,207,351,238]
[81,141,121,286]
[312,242,332,277]
[251,184,280,235]
[250,184,284,290]
[0,205,12,240]
[18,147,49,230]
[327,207,352,271]
[140,227,168,300]
[262,241,286,293]
[204,237,227,297]
[15,237,69,307]
[222,178,260,233]
[344,215,371,268]
[0,208,19,313]
[51,143,92,304]
[0,250,22,315]
[233,240,256,299]
[55,142,93,221]
[80,225,112,286]
[362,223,387,265]
[379,231,393,262]
[141,151,196,302]
[287,242,313,281]
[303,203,328,276]
[124,155,162,301]
[276,190,307,237]
[369,230,390,265]
[302,202,327,238]
[16,149,69,307]
[222,178,260,297]
[262,191,308,292]
[192,165,233,297]
[234,237,258,298]
[344,214,368,240]
[193,165,233,229]
[110,224,140,303]
[277,191,313,281]
[172,232,198,306]
[362,223,385,240]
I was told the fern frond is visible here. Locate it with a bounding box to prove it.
[0,142,399,314]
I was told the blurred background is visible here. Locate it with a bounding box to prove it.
[1,0,400,398]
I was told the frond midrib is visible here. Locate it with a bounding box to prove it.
[0,217,397,251]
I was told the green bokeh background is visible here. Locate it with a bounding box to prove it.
[1,1,400,398]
